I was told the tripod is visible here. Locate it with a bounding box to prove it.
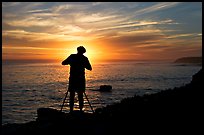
[60,90,95,113]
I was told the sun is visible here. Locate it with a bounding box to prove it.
[79,44,100,64]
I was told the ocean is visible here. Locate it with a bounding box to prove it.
[2,60,201,125]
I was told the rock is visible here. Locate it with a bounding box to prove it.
[191,68,202,85]
[99,85,112,92]
[36,108,65,122]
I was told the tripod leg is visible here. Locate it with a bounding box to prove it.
[60,90,69,112]
[69,91,75,112]
[83,92,94,113]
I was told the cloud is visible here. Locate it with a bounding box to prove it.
[2,2,21,7]
[133,2,180,16]
[27,9,51,13]
[2,2,180,44]
[2,29,91,42]
[5,16,56,27]
[2,46,60,50]
[165,33,195,39]
[95,19,175,32]
[106,34,164,45]
[2,2,202,60]
[76,13,117,23]
[52,4,71,13]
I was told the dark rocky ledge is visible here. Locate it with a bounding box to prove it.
[2,68,203,135]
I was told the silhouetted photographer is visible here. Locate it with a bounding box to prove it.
[62,46,92,112]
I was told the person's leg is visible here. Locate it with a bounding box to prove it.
[78,92,84,112]
[69,91,75,112]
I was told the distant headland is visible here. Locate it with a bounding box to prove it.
[174,56,202,64]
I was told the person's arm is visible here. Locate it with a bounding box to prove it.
[85,58,92,71]
[62,55,72,65]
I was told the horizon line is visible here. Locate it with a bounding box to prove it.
[2,57,201,63]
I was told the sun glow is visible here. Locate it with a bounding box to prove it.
[59,43,103,64]
[2,2,202,63]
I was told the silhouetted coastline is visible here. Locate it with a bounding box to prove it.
[2,68,202,135]
[174,56,202,64]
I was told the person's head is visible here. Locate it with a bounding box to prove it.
[77,46,86,54]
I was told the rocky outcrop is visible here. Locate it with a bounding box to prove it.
[95,68,203,134]
[99,85,112,92]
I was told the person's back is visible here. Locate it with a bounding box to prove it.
[62,46,92,112]
[66,54,91,78]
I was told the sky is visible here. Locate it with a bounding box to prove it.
[2,2,202,63]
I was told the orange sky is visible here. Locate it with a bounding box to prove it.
[2,2,202,63]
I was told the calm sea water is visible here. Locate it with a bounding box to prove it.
[2,60,201,125]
